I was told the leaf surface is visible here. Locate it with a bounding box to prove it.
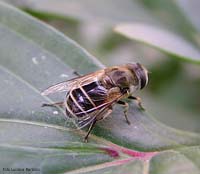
[0,2,200,174]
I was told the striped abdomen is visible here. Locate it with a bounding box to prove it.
[65,81,108,118]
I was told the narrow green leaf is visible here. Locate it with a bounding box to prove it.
[176,0,200,32]
[115,23,200,64]
[16,0,156,25]
[10,0,197,44]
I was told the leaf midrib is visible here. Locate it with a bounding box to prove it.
[1,118,200,150]
[62,147,200,174]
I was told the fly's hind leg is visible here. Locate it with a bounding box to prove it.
[84,119,97,143]
[84,109,113,142]
[42,101,64,108]
[128,96,145,110]
[117,100,130,125]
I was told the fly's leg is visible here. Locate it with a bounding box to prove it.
[117,100,130,125]
[128,96,145,110]
[84,119,97,143]
[84,109,113,142]
[100,108,113,120]
[42,102,64,108]
[73,71,81,77]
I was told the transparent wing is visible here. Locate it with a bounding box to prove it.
[76,93,123,129]
[41,80,77,96]
[41,70,104,96]
[77,113,97,129]
[77,106,110,129]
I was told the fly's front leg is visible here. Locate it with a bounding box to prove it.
[42,101,64,108]
[73,71,81,77]
[128,96,145,110]
[117,100,130,125]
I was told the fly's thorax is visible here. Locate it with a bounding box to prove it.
[101,74,115,89]
[103,67,140,93]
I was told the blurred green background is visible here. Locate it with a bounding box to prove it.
[4,0,200,133]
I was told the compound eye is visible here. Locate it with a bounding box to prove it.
[136,64,148,89]
[140,76,146,89]
[126,63,148,89]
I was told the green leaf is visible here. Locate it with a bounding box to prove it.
[115,23,200,64]
[176,0,200,32]
[0,2,200,173]
[16,0,156,25]
[12,0,197,43]
[0,121,114,174]
[140,0,197,43]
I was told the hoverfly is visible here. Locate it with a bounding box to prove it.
[41,63,148,142]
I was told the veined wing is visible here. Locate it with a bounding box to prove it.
[41,70,104,96]
[77,107,109,129]
[76,92,124,129]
